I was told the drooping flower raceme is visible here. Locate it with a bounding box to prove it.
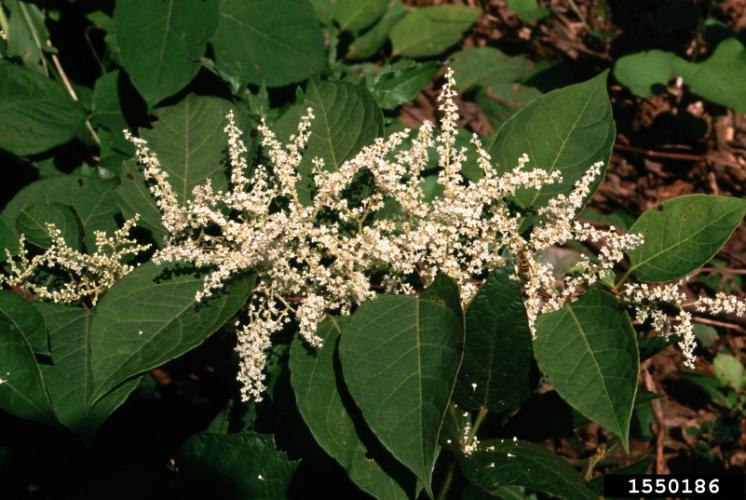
[124,68,734,401]
[1,215,150,305]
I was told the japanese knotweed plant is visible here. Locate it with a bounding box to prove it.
[2,68,744,499]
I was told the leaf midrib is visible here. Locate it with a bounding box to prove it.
[630,202,746,276]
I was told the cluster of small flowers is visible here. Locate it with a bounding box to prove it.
[0,30,6,41]
[130,69,733,401]
[624,282,745,368]
[1,215,150,305]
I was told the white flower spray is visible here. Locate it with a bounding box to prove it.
[122,68,743,400]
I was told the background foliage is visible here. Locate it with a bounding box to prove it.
[0,0,744,499]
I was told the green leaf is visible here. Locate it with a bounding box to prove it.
[117,161,166,243]
[348,0,407,59]
[113,0,219,105]
[211,0,325,87]
[420,272,462,325]
[279,79,383,169]
[534,289,639,451]
[389,5,481,58]
[90,71,127,133]
[0,322,55,424]
[0,218,20,261]
[713,353,745,391]
[0,290,48,356]
[0,63,86,155]
[487,71,615,209]
[332,0,388,32]
[613,50,676,98]
[139,94,247,202]
[35,303,141,439]
[275,79,383,203]
[369,60,439,109]
[290,318,414,500]
[176,432,298,499]
[1,176,121,251]
[6,0,49,73]
[454,269,533,412]
[88,262,254,403]
[673,38,746,113]
[15,203,82,250]
[461,439,597,500]
[506,0,550,23]
[338,294,463,494]
[627,195,746,282]
[449,47,528,92]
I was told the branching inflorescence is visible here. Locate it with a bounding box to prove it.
[1,215,150,305]
[119,68,742,400]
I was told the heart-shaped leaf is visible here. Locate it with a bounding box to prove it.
[534,289,638,451]
[487,71,615,209]
[0,321,55,424]
[454,269,533,412]
[211,0,325,87]
[627,194,746,282]
[0,63,86,155]
[461,439,597,500]
[176,432,298,499]
[2,176,121,252]
[0,290,49,355]
[389,5,481,58]
[89,262,254,403]
[339,294,462,494]
[36,303,142,440]
[290,318,414,499]
[114,0,219,105]
[15,203,82,250]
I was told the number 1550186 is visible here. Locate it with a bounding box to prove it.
[604,474,744,498]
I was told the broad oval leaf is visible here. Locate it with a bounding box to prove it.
[211,0,325,87]
[290,318,414,500]
[455,269,533,412]
[348,0,407,59]
[0,63,86,155]
[6,0,49,73]
[0,322,55,424]
[36,303,141,440]
[89,262,255,403]
[117,161,166,243]
[487,71,615,209]
[613,50,676,98]
[449,47,528,92]
[176,431,298,499]
[332,0,388,32]
[461,439,597,500]
[1,176,121,252]
[277,79,384,170]
[390,5,481,58]
[114,0,219,105]
[534,289,638,451]
[139,94,247,202]
[673,38,746,114]
[338,294,463,494]
[275,79,383,203]
[16,203,82,250]
[627,194,746,282]
[370,60,440,110]
[0,290,48,355]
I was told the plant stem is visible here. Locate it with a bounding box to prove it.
[435,460,457,500]
[614,267,633,292]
